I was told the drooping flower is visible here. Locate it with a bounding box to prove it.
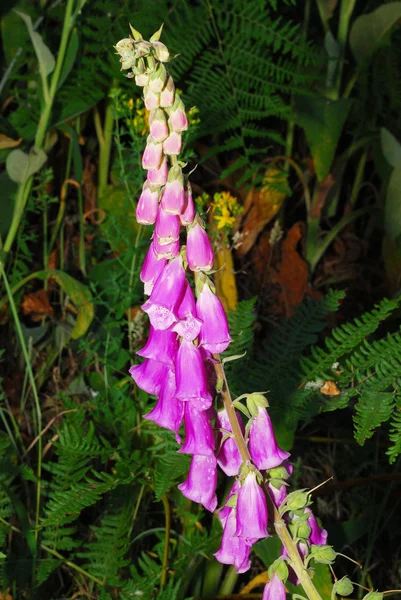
[161,166,185,214]
[179,403,215,456]
[143,368,184,443]
[172,282,202,341]
[142,136,163,170]
[214,508,251,573]
[136,326,178,368]
[169,94,188,132]
[196,283,232,353]
[262,575,286,600]
[187,222,214,272]
[147,157,168,186]
[155,208,181,245]
[129,358,168,396]
[152,236,180,260]
[149,108,169,142]
[248,407,290,471]
[180,184,195,226]
[143,86,160,110]
[175,339,213,411]
[142,255,186,330]
[163,130,182,155]
[178,454,217,512]
[215,409,244,476]
[140,243,167,296]
[160,74,175,107]
[136,182,159,225]
[306,508,328,546]
[235,472,268,545]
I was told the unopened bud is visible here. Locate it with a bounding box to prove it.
[149,63,167,93]
[309,544,336,565]
[135,73,149,87]
[269,466,290,480]
[152,40,170,62]
[168,94,188,132]
[268,558,288,582]
[249,392,269,408]
[281,489,310,512]
[149,109,169,142]
[160,75,175,108]
[334,577,354,596]
[362,593,383,600]
[143,86,160,110]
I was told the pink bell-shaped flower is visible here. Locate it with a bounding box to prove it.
[218,480,241,527]
[180,184,195,226]
[142,255,186,330]
[169,94,188,132]
[136,182,159,225]
[163,130,182,155]
[148,63,167,94]
[143,369,184,443]
[187,222,214,272]
[149,108,169,142]
[155,208,181,245]
[142,136,163,170]
[235,472,268,545]
[267,482,287,508]
[172,282,202,342]
[175,339,213,411]
[143,86,160,110]
[136,326,178,368]
[196,283,232,353]
[178,454,217,512]
[161,166,185,215]
[147,157,168,186]
[179,403,214,456]
[153,236,180,260]
[215,409,244,476]
[129,358,168,396]
[248,407,290,471]
[160,75,175,107]
[262,575,286,600]
[214,508,251,573]
[140,243,167,296]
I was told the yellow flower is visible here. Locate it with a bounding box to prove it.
[127,98,134,110]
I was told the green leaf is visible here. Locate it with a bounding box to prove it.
[58,28,79,90]
[384,167,401,240]
[381,128,401,169]
[6,148,47,184]
[350,2,401,67]
[1,8,30,64]
[294,95,352,181]
[354,391,395,445]
[49,270,94,339]
[0,171,18,238]
[15,10,55,77]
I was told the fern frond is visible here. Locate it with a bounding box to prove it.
[387,397,401,464]
[353,391,395,445]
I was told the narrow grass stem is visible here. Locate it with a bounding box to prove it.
[160,494,171,587]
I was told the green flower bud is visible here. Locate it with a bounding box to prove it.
[280,489,310,513]
[269,466,291,480]
[246,395,259,418]
[268,558,289,582]
[297,519,312,540]
[248,392,269,408]
[309,544,337,565]
[334,577,354,596]
[362,593,383,600]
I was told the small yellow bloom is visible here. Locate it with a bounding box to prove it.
[127,98,134,110]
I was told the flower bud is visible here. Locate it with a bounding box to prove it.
[161,166,185,214]
[187,222,214,272]
[362,593,383,600]
[280,489,310,513]
[309,544,337,565]
[180,184,195,226]
[152,40,170,62]
[143,86,160,110]
[135,73,149,86]
[155,208,181,245]
[147,157,168,186]
[169,94,188,132]
[160,75,175,107]
[178,455,217,512]
[268,558,289,582]
[163,130,182,155]
[136,182,159,225]
[148,62,167,93]
[142,136,163,170]
[149,108,169,142]
[334,577,354,597]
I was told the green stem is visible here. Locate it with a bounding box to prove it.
[218,565,238,596]
[3,179,33,255]
[160,495,171,587]
[76,117,86,275]
[334,0,357,97]
[349,150,368,207]
[98,97,114,199]
[0,263,42,544]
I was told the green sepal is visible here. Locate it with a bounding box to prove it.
[222,351,247,365]
[333,577,354,597]
[226,493,238,508]
[268,558,289,582]
[248,392,269,408]
[308,544,336,565]
[247,394,259,417]
[150,24,164,42]
[362,593,383,600]
[129,24,143,40]
[279,489,310,515]
[232,399,251,419]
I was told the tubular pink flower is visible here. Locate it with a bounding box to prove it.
[161,170,185,215]
[180,185,195,226]
[172,282,202,342]
[147,157,168,186]
[178,454,217,512]
[163,130,182,155]
[196,283,232,353]
[187,222,214,272]
[215,409,244,476]
[306,508,328,546]
[148,63,167,93]
[214,509,251,573]
[262,575,286,600]
[142,136,163,170]
[136,182,159,225]
[149,109,169,142]
[142,255,186,330]
[140,243,167,296]
[136,326,178,368]
[169,95,188,132]
[153,236,180,259]
[175,339,213,411]
[155,208,181,245]
[160,75,175,107]
[135,73,148,86]
[235,472,268,545]
[143,369,184,443]
[267,482,287,508]
[248,407,290,471]
[218,480,241,526]
[179,403,214,456]
[144,86,160,110]
[129,358,168,396]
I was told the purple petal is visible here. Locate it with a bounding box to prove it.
[248,407,290,471]
[178,455,217,512]
[197,283,232,353]
[235,472,268,545]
